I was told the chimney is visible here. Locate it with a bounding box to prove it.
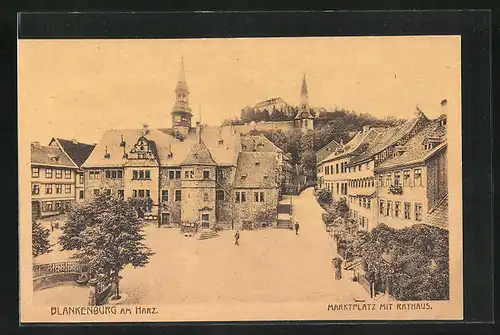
[71,139,78,144]
[440,99,448,115]
[363,125,370,134]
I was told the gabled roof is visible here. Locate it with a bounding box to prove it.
[348,113,427,166]
[233,152,279,188]
[82,126,240,168]
[316,138,342,163]
[181,140,217,166]
[31,143,75,168]
[240,134,283,153]
[50,138,96,167]
[319,127,381,164]
[425,195,448,230]
[375,118,446,171]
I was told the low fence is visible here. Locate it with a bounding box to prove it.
[33,260,89,290]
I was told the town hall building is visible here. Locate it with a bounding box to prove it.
[81,59,287,229]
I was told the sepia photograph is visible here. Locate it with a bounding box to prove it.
[19,35,463,322]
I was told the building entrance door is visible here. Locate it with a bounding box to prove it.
[162,213,170,226]
[201,213,209,228]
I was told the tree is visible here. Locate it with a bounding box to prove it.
[255,207,277,227]
[59,194,154,300]
[316,189,333,207]
[32,219,52,257]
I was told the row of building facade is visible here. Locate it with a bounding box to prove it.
[317,102,448,231]
[31,59,297,230]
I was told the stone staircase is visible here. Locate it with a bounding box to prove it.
[196,229,219,240]
[276,220,292,229]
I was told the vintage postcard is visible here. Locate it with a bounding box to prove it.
[19,36,462,322]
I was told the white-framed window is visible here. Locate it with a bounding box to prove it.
[387,201,393,217]
[395,201,401,218]
[414,168,422,186]
[175,190,181,201]
[203,170,210,179]
[56,184,62,194]
[380,200,385,216]
[385,173,392,187]
[32,167,39,178]
[404,202,411,219]
[45,168,53,178]
[44,201,53,211]
[415,203,423,221]
[79,173,84,184]
[104,189,112,196]
[65,184,71,194]
[162,190,168,202]
[403,170,411,186]
[55,169,62,179]
[89,170,100,179]
[203,193,209,202]
[65,170,71,179]
[79,190,84,199]
[32,184,40,195]
[394,171,401,186]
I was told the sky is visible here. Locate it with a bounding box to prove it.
[19,36,461,144]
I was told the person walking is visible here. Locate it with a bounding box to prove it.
[234,230,240,246]
[333,257,343,280]
[294,221,300,235]
[50,220,55,232]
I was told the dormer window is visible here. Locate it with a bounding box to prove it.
[218,139,224,145]
[51,156,59,162]
[104,153,110,159]
[240,174,247,180]
[255,162,260,166]
[440,118,447,127]
[122,153,128,159]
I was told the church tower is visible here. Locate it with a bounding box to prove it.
[295,74,314,133]
[171,57,193,137]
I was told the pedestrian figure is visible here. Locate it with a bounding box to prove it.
[50,221,55,232]
[54,218,59,229]
[333,257,342,280]
[234,230,240,246]
[294,222,300,235]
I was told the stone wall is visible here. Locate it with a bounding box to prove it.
[232,188,279,229]
[159,167,182,224]
[84,168,125,200]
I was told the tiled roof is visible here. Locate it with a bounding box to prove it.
[348,114,426,166]
[425,195,448,229]
[31,143,75,168]
[240,135,283,153]
[316,138,342,163]
[82,126,240,168]
[319,127,381,164]
[53,138,96,167]
[375,118,446,170]
[181,140,217,166]
[233,152,279,188]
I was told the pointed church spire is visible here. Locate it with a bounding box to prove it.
[300,74,308,105]
[179,56,186,83]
